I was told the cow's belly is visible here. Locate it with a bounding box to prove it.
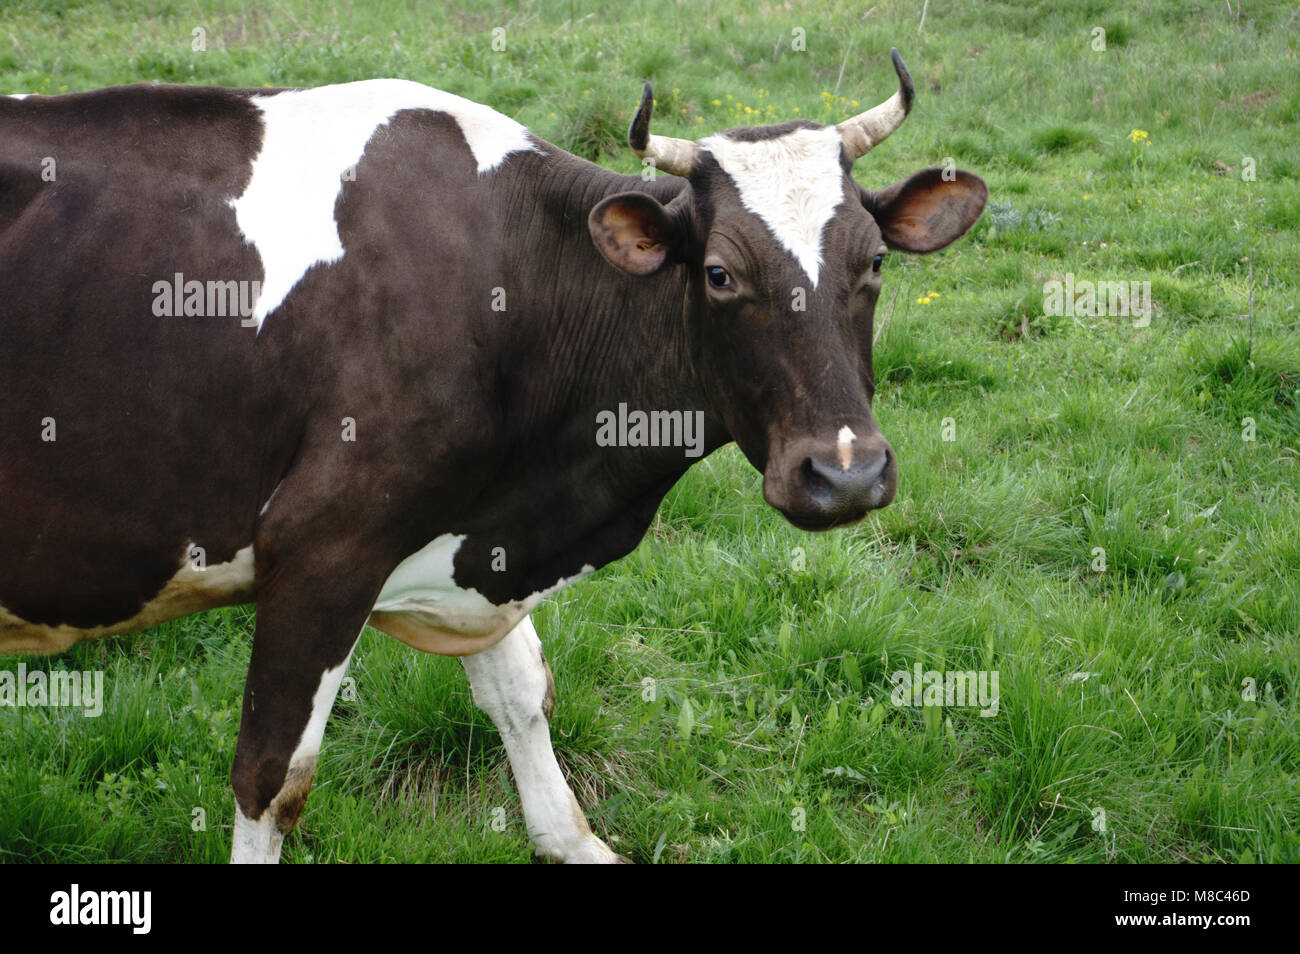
[367,534,591,657]
[0,546,256,655]
[0,534,588,659]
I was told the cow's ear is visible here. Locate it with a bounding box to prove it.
[863,168,987,253]
[589,192,682,276]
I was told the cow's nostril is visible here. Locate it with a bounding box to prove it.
[790,441,896,521]
[767,435,898,530]
[866,446,891,485]
[800,456,834,500]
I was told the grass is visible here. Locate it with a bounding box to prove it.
[2,0,1298,863]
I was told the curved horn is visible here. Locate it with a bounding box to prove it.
[628,82,700,177]
[838,48,915,163]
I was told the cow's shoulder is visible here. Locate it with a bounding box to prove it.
[0,78,541,178]
[244,78,538,174]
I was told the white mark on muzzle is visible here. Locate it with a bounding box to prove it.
[837,426,856,472]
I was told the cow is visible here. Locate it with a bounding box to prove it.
[0,49,986,863]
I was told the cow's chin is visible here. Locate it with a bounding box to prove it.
[761,476,876,531]
[773,502,871,532]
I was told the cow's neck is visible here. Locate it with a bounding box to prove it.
[431,147,732,597]
[500,147,724,488]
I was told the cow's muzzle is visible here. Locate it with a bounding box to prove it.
[763,431,897,530]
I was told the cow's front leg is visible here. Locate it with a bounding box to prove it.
[461,615,624,863]
[229,538,381,864]
[230,638,358,863]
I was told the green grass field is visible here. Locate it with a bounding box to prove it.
[1,0,1297,863]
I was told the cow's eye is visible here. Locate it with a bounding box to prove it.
[706,265,731,288]
[872,253,885,272]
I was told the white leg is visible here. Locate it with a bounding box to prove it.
[230,645,356,864]
[232,803,284,864]
[461,615,622,863]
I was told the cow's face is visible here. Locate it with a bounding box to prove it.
[589,51,986,530]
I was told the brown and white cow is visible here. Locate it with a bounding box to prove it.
[0,49,985,862]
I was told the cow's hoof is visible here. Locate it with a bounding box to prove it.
[536,836,627,864]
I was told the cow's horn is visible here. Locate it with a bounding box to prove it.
[628,82,700,177]
[838,48,915,163]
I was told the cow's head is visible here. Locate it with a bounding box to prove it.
[588,50,986,530]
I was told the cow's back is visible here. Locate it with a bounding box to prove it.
[0,81,532,649]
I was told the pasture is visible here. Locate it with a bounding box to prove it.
[1,0,1297,863]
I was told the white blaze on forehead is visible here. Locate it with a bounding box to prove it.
[231,79,537,332]
[700,125,846,287]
